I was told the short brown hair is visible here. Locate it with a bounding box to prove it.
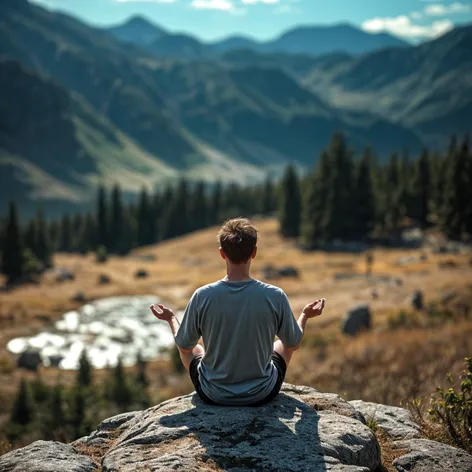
[218,218,258,264]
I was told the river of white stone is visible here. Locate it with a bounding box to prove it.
[6,296,176,370]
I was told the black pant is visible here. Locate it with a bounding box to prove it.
[189,351,287,407]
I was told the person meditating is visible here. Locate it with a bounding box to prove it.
[150,218,326,406]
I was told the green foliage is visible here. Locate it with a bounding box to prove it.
[429,358,472,451]
[279,164,301,238]
[111,358,133,410]
[95,245,108,264]
[1,201,24,283]
[10,379,33,426]
[77,350,92,388]
[97,185,109,249]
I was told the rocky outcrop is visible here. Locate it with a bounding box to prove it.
[0,440,95,472]
[350,400,472,472]
[393,439,472,471]
[2,385,472,471]
[349,400,421,439]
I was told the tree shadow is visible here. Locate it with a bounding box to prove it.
[159,393,328,471]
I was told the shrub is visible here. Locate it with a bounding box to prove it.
[95,245,108,264]
[428,357,472,452]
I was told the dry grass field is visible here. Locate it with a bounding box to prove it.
[1,218,471,428]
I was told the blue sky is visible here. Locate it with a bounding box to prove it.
[31,0,472,42]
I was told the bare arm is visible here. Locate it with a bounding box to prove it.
[150,304,194,354]
[286,298,326,351]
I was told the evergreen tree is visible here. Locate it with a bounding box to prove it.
[77,350,92,388]
[161,180,189,240]
[301,151,331,247]
[442,136,472,239]
[70,387,87,438]
[48,220,60,251]
[10,379,33,426]
[136,352,149,388]
[43,384,65,439]
[59,214,72,252]
[110,184,125,254]
[137,187,152,247]
[353,149,376,240]
[1,201,24,283]
[411,149,431,228]
[35,210,52,267]
[262,174,276,215]
[112,358,133,410]
[97,185,109,249]
[384,154,403,231]
[279,164,301,238]
[150,190,161,245]
[24,220,37,256]
[322,133,355,241]
[189,181,208,232]
[210,182,222,225]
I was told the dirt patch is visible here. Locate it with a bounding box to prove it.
[375,429,407,472]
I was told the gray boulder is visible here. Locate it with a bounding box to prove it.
[92,384,380,471]
[349,400,421,439]
[393,439,472,471]
[342,304,372,336]
[17,349,42,371]
[0,440,95,472]
[411,290,424,310]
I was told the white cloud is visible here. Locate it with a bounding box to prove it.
[191,0,234,10]
[410,11,423,19]
[424,2,471,16]
[241,0,280,4]
[115,0,178,2]
[362,15,454,39]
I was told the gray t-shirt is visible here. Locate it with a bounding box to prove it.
[175,279,303,405]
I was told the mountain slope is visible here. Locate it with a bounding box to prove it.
[0,59,177,215]
[105,15,167,46]
[304,24,472,143]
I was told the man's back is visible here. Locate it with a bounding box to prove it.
[175,279,302,405]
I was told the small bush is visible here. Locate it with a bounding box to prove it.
[387,310,421,330]
[95,245,108,264]
[428,358,472,452]
[22,249,42,276]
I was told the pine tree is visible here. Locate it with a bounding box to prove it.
[97,185,109,249]
[353,149,376,240]
[279,164,301,238]
[59,214,72,252]
[262,174,276,216]
[384,154,403,231]
[35,210,52,267]
[43,384,65,439]
[1,201,24,283]
[48,220,60,251]
[24,219,37,256]
[137,187,152,247]
[301,151,331,248]
[189,181,208,232]
[77,350,92,388]
[110,184,124,254]
[112,358,133,410]
[161,180,189,240]
[70,387,87,438]
[136,352,149,388]
[322,133,355,241]
[210,182,222,225]
[411,149,431,228]
[10,379,33,426]
[442,136,472,239]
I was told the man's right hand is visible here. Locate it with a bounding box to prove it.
[302,298,326,319]
[150,303,175,322]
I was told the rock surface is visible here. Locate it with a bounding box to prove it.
[0,440,95,472]
[349,400,421,439]
[91,384,380,471]
[393,439,472,472]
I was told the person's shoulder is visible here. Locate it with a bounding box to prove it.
[253,280,285,297]
[194,280,225,296]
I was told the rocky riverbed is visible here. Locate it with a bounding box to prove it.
[6,296,175,370]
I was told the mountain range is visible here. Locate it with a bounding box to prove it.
[105,16,409,59]
[0,0,470,215]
